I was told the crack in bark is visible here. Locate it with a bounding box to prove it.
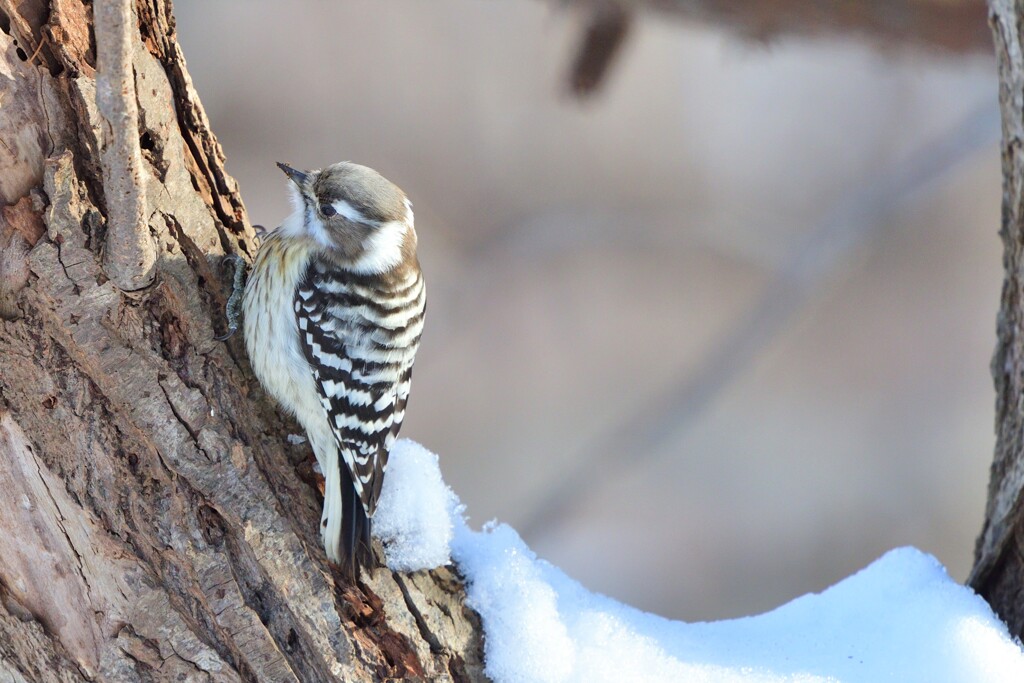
[155,377,213,463]
[29,449,94,611]
[163,637,214,680]
[393,572,444,655]
[35,57,55,156]
[52,240,82,294]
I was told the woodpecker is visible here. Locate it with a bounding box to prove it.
[242,161,425,578]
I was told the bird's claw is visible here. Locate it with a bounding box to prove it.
[215,254,247,341]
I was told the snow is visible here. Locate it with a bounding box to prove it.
[374,440,1024,683]
[372,440,461,571]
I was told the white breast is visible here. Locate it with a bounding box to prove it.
[242,231,324,432]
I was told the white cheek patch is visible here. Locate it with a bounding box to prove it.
[305,211,331,248]
[278,208,305,240]
[350,220,409,275]
[278,183,307,239]
[278,182,332,248]
[332,199,371,224]
[286,180,305,214]
[287,209,330,248]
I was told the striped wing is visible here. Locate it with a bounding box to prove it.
[293,263,422,516]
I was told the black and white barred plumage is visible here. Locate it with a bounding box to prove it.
[242,161,424,578]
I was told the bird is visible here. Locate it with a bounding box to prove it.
[242,161,425,579]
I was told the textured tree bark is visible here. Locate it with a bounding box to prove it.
[971,0,1024,640]
[0,1,485,681]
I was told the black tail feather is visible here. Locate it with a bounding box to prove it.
[340,465,374,580]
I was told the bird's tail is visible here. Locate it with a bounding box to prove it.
[322,450,374,580]
[340,464,374,579]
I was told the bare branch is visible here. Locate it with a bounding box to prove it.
[639,0,988,53]
[568,1,634,97]
[95,0,156,291]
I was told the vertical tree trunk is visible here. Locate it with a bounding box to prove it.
[971,0,1024,640]
[0,2,485,681]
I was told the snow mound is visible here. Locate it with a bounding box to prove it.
[372,440,460,571]
[374,440,1024,683]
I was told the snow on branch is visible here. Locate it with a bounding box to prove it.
[376,440,1024,683]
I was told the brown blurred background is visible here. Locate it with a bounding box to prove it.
[176,0,1000,621]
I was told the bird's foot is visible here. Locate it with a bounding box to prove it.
[215,254,247,341]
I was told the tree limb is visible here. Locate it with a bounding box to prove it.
[970,0,1024,638]
[95,0,156,291]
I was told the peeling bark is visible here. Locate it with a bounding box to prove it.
[0,1,486,681]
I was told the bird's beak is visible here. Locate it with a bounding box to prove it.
[276,162,309,186]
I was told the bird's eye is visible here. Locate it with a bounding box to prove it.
[320,204,337,217]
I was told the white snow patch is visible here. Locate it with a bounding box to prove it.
[453,521,575,683]
[373,439,1024,683]
[373,440,460,571]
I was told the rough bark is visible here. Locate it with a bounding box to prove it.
[972,0,1024,639]
[0,2,486,681]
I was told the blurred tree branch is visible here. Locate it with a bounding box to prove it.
[639,0,990,51]
[566,0,989,96]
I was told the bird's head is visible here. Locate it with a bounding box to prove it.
[278,161,416,275]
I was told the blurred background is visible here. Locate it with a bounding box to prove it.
[176,0,1000,622]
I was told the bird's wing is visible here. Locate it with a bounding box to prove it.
[293,278,408,517]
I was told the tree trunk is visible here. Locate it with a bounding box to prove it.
[971,0,1024,640]
[0,2,485,681]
